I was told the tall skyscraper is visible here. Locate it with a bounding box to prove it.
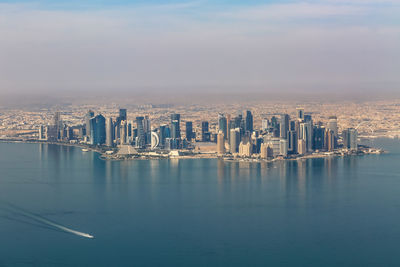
[296,108,304,121]
[119,108,127,121]
[38,125,45,140]
[170,113,181,139]
[53,112,60,127]
[261,118,269,131]
[217,131,225,155]
[312,125,325,150]
[289,120,296,131]
[325,129,335,152]
[120,120,127,145]
[136,116,145,148]
[299,121,313,152]
[298,139,306,155]
[159,124,167,146]
[143,115,151,144]
[85,110,94,138]
[218,114,227,140]
[185,121,193,141]
[89,114,106,145]
[201,121,210,142]
[349,128,358,150]
[343,128,358,150]
[280,114,290,139]
[45,125,58,141]
[280,139,288,157]
[270,116,279,137]
[106,117,114,147]
[327,116,338,138]
[245,110,253,132]
[229,128,240,154]
[53,111,62,140]
[288,130,297,154]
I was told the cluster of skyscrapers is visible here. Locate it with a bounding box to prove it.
[39,109,192,150]
[38,107,358,158]
[216,108,358,158]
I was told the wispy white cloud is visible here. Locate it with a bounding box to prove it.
[0,1,399,94]
[219,2,369,21]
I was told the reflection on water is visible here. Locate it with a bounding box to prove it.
[36,144,363,203]
[215,156,357,203]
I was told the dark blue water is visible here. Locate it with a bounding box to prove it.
[0,139,400,266]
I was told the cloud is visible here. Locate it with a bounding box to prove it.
[0,1,399,95]
[220,2,368,21]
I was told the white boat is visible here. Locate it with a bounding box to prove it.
[82,148,89,152]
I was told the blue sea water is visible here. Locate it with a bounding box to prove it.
[0,139,400,266]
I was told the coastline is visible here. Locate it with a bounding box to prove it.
[0,139,104,155]
[0,138,386,163]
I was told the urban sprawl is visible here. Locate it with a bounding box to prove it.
[29,107,382,161]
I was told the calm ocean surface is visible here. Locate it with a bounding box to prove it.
[0,139,400,266]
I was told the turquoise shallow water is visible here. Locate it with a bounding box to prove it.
[0,139,400,266]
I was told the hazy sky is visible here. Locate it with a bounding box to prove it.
[0,0,399,96]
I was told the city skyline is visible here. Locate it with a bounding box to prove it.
[32,105,364,160]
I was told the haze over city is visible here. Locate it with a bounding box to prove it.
[0,0,399,98]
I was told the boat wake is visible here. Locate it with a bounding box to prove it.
[0,201,94,239]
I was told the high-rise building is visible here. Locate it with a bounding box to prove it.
[304,114,312,123]
[217,131,225,155]
[264,137,281,157]
[85,110,94,138]
[218,114,227,140]
[245,110,253,132]
[136,116,145,148]
[296,108,304,121]
[253,137,263,154]
[120,120,127,145]
[53,111,60,127]
[288,130,297,154]
[38,125,45,140]
[261,119,269,131]
[106,117,114,147]
[260,143,274,159]
[45,125,58,141]
[343,128,358,150]
[327,116,338,138]
[298,139,306,155]
[239,140,252,157]
[299,121,313,152]
[151,131,160,149]
[170,113,181,139]
[280,139,288,157]
[89,114,106,145]
[185,121,193,141]
[53,111,62,140]
[143,115,151,144]
[349,128,358,150]
[289,120,296,131]
[159,124,168,146]
[280,114,290,139]
[229,128,240,154]
[312,125,325,150]
[119,108,127,121]
[325,129,335,152]
[201,121,210,142]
